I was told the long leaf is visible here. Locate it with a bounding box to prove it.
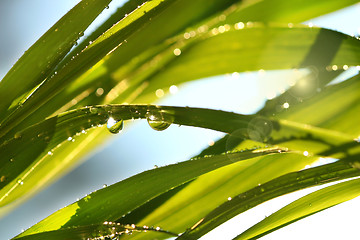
[14,222,177,240]
[235,177,360,240]
[0,0,112,118]
[16,147,284,238]
[1,105,358,208]
[177,159,359,239]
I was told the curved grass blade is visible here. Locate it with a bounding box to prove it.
[14,222,177,240]
[135,26,360,99]
[235,176,360,240]
[177,159,360,239]
[0,0,176,139]
[225,0,359,24]
[0,0,112,119]
[1,105,358,208]
[16,148,284,237]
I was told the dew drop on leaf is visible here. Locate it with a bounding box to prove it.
[14,132,22,140]
[107,117,124,134]
[145,110,172,131]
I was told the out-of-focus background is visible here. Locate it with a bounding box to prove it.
[0,1,360,239]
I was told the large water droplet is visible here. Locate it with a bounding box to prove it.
[145,110,172,131]
[107,117,124,134]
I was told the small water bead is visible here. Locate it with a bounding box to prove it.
[234,22,245,30]
[169,85,178,94]
[155,89,165,98]
[173,48,181,56]
[282,102,290,109]
[107,117,124,134]
[17,179,24,185]
[184,32,191,39]
[96,88,104,97]
[145,110,172,131]
[14,132,22,140]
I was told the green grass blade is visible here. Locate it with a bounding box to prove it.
[16,148,283,237]
[177,159,359,239]
[235,176,360,240]
[0,0,176,139]
[120,154,319,240]
[0,0,112,118]
[1,104,358,208]
[225,0,359,23]
[133,26,360,101]
[14,222,177,240]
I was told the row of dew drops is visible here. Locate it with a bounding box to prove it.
[105,108,173,134]
[4,107,173,188]
[85,222,175,240]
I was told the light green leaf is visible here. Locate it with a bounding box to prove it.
[235,176,360,240]
[0,0,112,118]
[177,159,359,239]
[14,222,177,240]
[16,147,283,238]
[1,104,357,210]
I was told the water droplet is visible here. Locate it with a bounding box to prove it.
[145,110,173,131]
[96,88,104,97]
[184,32,191,39]
[9,158,14,162]
[234,22,245,30]
[107,117,124,134]
[155,89,165,98]
[218,14,226,21]
[169,85,178,94]
[67,137,73,141]
[14,132,22,140]
[282,102,290,109]
[47,151,53,156]
[105,5,109,9]
[173,48,181,56]
[218,25,226,33]
[303,151,309,156]
[103,184,108,188]
[227,197,232,201]
[17,179,23,185]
